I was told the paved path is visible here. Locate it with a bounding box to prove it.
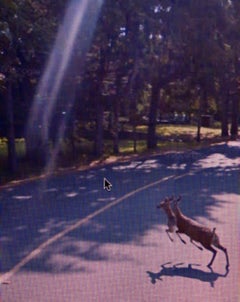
[0,142,239,301]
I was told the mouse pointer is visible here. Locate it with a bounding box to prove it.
[103,178,112,191]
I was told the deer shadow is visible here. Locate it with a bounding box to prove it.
[146,262,229,288]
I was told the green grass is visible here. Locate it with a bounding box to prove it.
[156,124,220,138]
[104,140,147,155]
[133,124,221,138]
[0,138,26,159]
[0,139,8,158]
[103,124,224,156]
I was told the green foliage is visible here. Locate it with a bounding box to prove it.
[0,0,65,83]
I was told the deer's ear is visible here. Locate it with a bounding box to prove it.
[176,195,181,202]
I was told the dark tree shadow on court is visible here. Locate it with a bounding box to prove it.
[147,262,229,288]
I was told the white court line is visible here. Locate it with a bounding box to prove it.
[0,173,187,284]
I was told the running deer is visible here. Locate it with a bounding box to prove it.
[172,196,229,268]
[157,197,176,242]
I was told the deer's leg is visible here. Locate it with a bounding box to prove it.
[204,245,217,267]
[176,230,186,244]
[215,243,229,268]
[190,239,203,251]
[166,229,174,242]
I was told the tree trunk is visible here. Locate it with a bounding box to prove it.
[147,80,159,149]
[230,94,239,140]
[94,98,104,156]
[129,97,137,153]
[93,49,107,156]
[196,89,206,142]
[113,99,119,154]
[196,113,201,142]
[25,72,51,167]
[6,81,17,173]
[113,74,122,154]
[25,118,50,166]
[221,96,229,137]
[133,124,137,153]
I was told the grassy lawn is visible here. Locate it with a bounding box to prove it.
[0,124,236,185]
[134,124,221,138]
[121,124,222,150]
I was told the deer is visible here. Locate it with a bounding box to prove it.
[157,196,176,242]
[157,196,203,250]
[172,196,229,269]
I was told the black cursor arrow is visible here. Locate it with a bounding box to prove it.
[103,177,112,192]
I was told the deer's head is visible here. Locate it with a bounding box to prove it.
[157,196,173,210]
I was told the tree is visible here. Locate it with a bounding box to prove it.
[0,0,66,169]
[227,0,240,139]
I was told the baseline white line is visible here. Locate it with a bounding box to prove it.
[0,173,187,284]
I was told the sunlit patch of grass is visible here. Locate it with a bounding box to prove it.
[155,124,221,138]
[0,138,26,159]
[0,141,8,158]
[136,125,147,132]
[16,139,26,157]
[119,140,146,154]
[102,139,147,156]
[123,124,221,139]
[103,140,144,155]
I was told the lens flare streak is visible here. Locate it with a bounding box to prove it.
[27,0,103,172]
